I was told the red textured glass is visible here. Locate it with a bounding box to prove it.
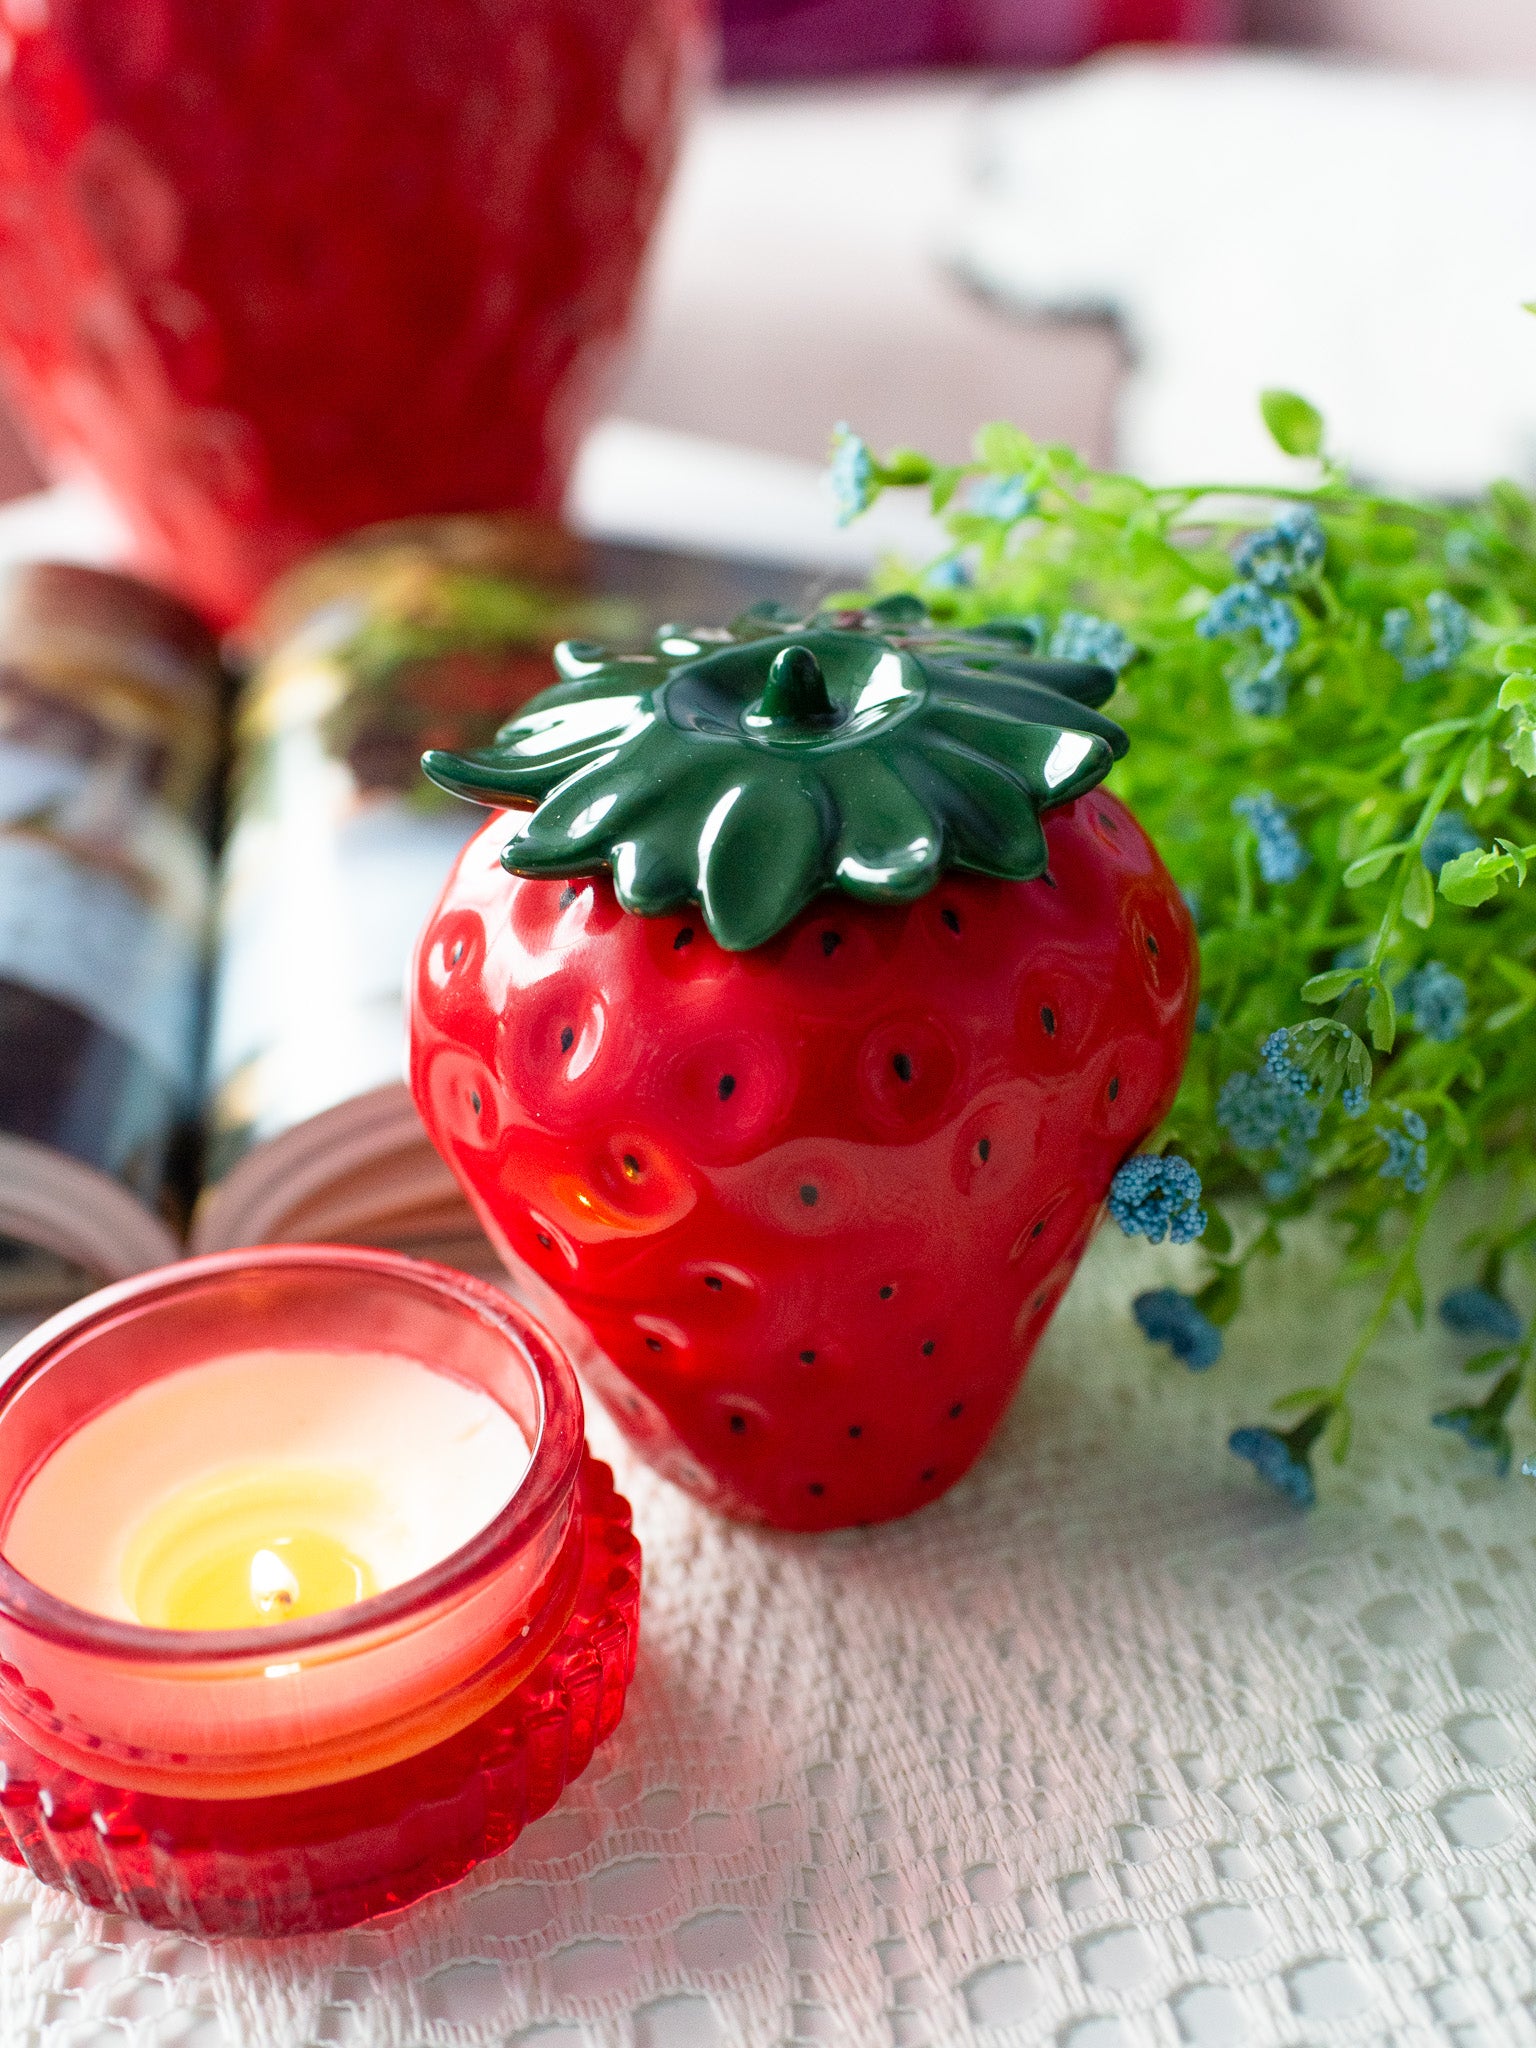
[0,0,702,622]
[0,1247,640,1936]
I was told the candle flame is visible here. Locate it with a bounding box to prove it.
[249,1546,301,1616]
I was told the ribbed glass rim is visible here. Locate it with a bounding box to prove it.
[0,1245,584,1664]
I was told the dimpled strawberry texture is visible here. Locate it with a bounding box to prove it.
[412,790,1197,1530]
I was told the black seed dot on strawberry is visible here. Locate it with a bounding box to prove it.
[922,1339,935,1357]
[1041,1006,1056,1036]
[977,1138,991,1163]
[623,1154,641,1179]
[645,1337,662,1353]
[892,1051,913,1083]
[1031,1218,1046,1239]
[808,1482,825,1497]
[821,930,841,956]
[921,1467,937,1482]
[448,938,463,966]
[1041,871,1058,889]
[941,906,961,934]
[849,1424,863,1438]
[674,925,694,949]
[879,1285,894,1300]
[800,1349,815,1364]
[705,1275,724,1291]
[626,1395,641,1415]
[718,1073,736,1100]
[1096,807,1119,833]
[536,1232,552,1249]
[729,1413,746,1433]
[559,885,576,907]
[1034,1295,1046,1311]
[1108,1076,1121,1102]
[949,1402,963,1418]
[560,1025,574,1053]
[800,1184,819,1207]
[1145,931,1159,956]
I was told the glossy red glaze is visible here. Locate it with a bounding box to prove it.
[0,0,701,621]
[411,791,1199,1530]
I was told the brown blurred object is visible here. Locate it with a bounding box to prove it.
[0,398,44,506]
[1247,0,1536,75]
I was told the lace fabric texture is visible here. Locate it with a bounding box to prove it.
[0,1219,1531,2046]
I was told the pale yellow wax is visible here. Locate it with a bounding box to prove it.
[2,1348,530,1629]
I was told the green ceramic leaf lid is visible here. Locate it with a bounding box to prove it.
[421,594,1130,951]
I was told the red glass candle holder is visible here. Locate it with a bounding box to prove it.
[0,1247,640,1936]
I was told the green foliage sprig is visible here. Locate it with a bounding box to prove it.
[835,397,1536,1499]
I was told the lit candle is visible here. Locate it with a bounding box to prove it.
[0,1247,641,1939]
[3,1348,529,1630]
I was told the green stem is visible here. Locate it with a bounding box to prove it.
[1331,1158,1448,1405]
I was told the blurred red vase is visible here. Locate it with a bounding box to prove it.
[0,0,703,622]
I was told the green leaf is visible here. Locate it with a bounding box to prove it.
[1506,717,1536,777]
[882,448,934,486]
[1260,389,1325,458]
[1498,669,1536,708]
[1401,718,1473,756]
[1344,845,1403,888]
[974,422,1035,472]
[1403,858,1436,929]
[1326,1402,1354,1464]
[1195,1263,1243,1326]
[1438,849,1505,905]
[1462,738,1494,807]
[1201,1206,1234,1258]
[1366,980,1397,1052]
[1271,1385,1334,1413]
[1302,967,1365,1004]
[928,466,963,514]
[1494,837,1530,882]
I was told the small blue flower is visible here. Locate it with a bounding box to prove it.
[1341,1083,1371,1119]
[1261,1162,1304,1200]
[1439,1286,1523,1345]
[1199,580,1269,638]
[1233,791,1309,883]
[1260,1028,1313,1099]
[828,423,877,526]
[1229,669,1291,719]
[925,555,973,591]
[1398,960,1467,1043]
[1233,505,1326,591]
[1133,1289,1223,1370]
[1377,1112,1429,1195]
[1107,1155,1208,1246]
[1229,1403,1331,1507]
[967,473,1035,523]
[1382,590,1474,680]
[1215,1069,1321,1154]
[1049,611,1137,675]
[1421,810,1480,877]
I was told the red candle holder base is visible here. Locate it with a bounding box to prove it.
[0,1457,638,1937]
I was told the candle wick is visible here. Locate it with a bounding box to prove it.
[250,1547,301,1617]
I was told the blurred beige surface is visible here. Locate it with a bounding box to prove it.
[612,78,1125,471]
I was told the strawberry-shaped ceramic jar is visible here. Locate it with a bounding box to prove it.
[410,598,1198,1528]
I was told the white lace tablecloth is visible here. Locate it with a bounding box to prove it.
[2,1218,1533,2048]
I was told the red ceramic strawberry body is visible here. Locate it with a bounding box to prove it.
[410,787,1195,1529]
